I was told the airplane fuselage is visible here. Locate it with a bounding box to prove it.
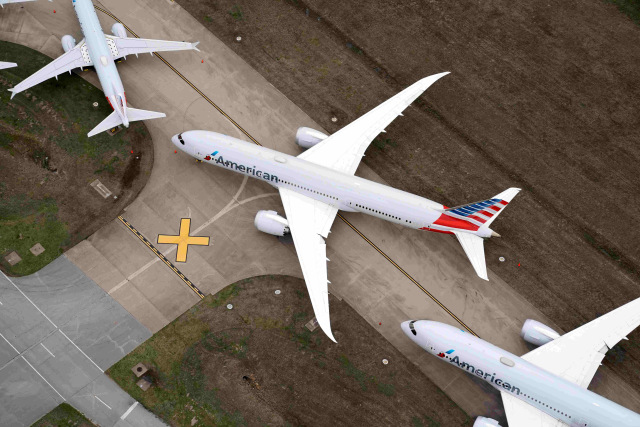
[172,131,494,237]
[72,0,128,126]
[401,321,640,427]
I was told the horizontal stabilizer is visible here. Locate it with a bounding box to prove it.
[454,232,487,280]
[88,111,123,137]
[445,187,521,228]
[126,107,166,122]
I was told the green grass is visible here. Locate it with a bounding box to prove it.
[606,0,640,25]
[0,196,68,276]
[107,295,246,427]
[228,5,244,21]
[31,403,95,427]
[338,355,395,396]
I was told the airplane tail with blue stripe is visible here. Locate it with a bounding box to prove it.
[445,188,520,281]
[445,188,521,229]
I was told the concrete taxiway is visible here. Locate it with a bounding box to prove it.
[1,0,639,421]
[0,257,163,426]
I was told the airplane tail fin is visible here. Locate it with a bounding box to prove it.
[87,108,165,137]
[453,232,487,280]
[444,187,521,229]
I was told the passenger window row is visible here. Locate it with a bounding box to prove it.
[280,180,338,201]
[354,203,412,224]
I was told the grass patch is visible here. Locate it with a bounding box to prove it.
[228,5,244,21]
[372,137,397,150]
[0,196,68,276]
[338,355,395,396]
[606,0,640,25]
[208,283,241,307]
[31,403,95,427]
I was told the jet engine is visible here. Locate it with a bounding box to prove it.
[254,210,289,236]
[520,319,560,346]
[473,417,501,427]
[61,35,76,53]
[111,23,127,38]
[295,127,328,149]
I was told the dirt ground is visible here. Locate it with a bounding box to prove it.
[0,41,153,275]
[172,0,640,391]
[109,275,472,427]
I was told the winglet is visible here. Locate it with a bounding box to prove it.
[192,41,200,52]
[8,88,16,100]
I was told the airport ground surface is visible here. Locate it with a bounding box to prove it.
[108,276,470,427]
[176,0,640,395]
[0,40,153,276]
[0,0,638,424]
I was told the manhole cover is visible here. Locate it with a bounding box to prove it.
[92,102,99,108]
[227,304,233,310]
[499,256,505,262]
[236,36,242,42]
[275,290,281,295]
[331,117,337,122]
[382,359,389,365]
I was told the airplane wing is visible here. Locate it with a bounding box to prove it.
[8,41,91,99]
[106,35,199,59]
[0,0,50,7]
[0,62,17,70]
[501,392,567,427]
[522,297,640,388]
[298,72,450,175]
[278,187,338,342]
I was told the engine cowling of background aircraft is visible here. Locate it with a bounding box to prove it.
[473,416,501,427]
[254,210,290,236]
[111,23,127,38]
[61,35,76,53]
[295,127,328,149]
[520,319,561,346]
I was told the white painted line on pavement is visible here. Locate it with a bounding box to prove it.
[21,356,65,401]
[59,330,104,373]
[95,395,112,410]
[0,332,19,354]
[1,271,58,328]
[41,343,55,358]
[121,401,138,420]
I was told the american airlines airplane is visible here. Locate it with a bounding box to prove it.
[0,62,17,69]
[171,72,520,341]
[8,0,199,137]
[401,297,640,427]
[0,0,50,7]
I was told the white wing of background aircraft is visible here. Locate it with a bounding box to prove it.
[0,0,51,7]
[279,72,450,342]
[501,297,640,426]
[0,62,17,69]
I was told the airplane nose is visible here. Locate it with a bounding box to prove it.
[171,134,180,147]
[401,321,411,337]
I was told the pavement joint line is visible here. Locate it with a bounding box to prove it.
[121,401,139,420]
[117,216,206,299]
[94,6,478,336]
[95,395,112,410]
[21,355,66,402]
[40,342,55,358]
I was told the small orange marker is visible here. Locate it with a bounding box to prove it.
[174,150,177,153]
[201,60,204,63]
[53,10,56,13]
[518,263,521,267]
[379,322,382,325]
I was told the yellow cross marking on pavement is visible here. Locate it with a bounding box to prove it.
[157,218,210,262]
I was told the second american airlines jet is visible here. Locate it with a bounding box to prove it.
[8,0,199,136]
[402,297,640,426]
[172,72,520,341]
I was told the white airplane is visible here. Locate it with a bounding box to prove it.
[0,0,51,7]
[0,62,17,69]
[8,0,199,137]
[401,297,640,427]
[171,72,520,342]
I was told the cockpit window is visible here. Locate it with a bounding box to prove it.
[177,134,185,145]
[409,320,417,336]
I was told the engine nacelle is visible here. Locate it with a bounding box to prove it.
[112,23,127,38]
[521,319,560,346]
[254,210,289,236]
[295,127,328,149]
[473,417,501,427]
[61,35,76,53]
